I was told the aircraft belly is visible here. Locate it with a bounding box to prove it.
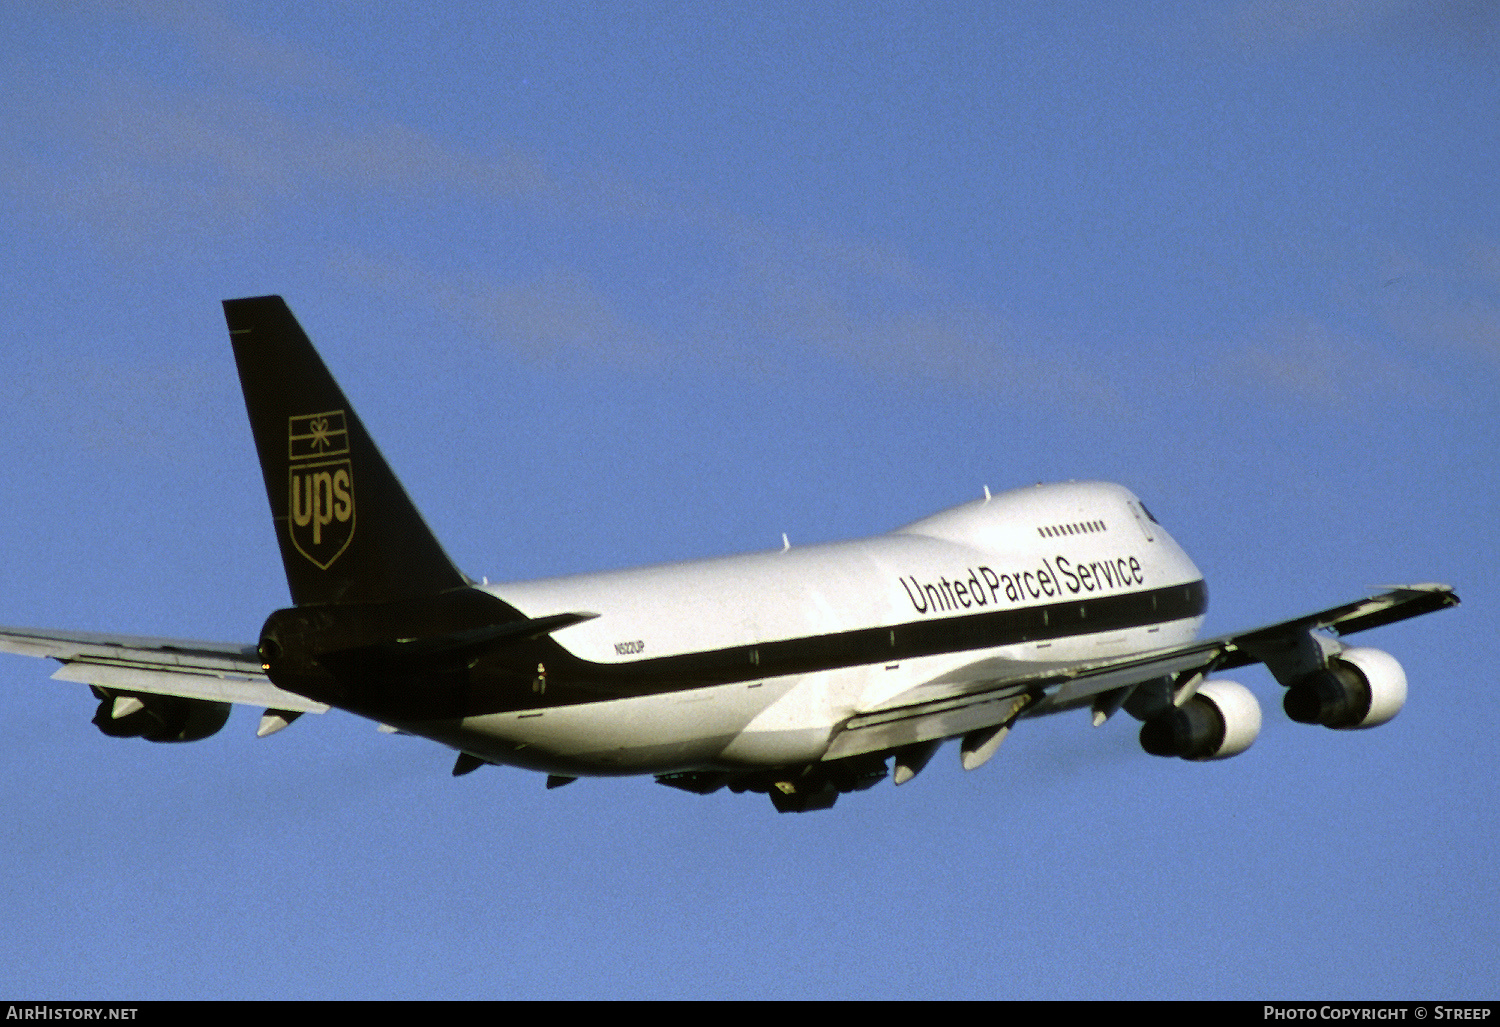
[716,664,876,766]
[448,676,798,775]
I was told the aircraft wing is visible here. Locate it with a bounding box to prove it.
[822,583,1459,761]
[0,626,328,714]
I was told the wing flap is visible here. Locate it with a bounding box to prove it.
[824,685,1034,759]
[825,646,1226,760]
[49,662,327,712]
[0,626,328,714]
[0,626,257,665]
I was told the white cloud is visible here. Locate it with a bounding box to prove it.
[1235,0,1407,46]
[134,0,359,98]
[1225,313,1453,406]
[1231,0,1500,52]
[11,5,1491,413]
[333,249,658,365]
[1368,242,1500,364]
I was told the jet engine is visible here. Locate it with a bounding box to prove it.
[1139,680,1261,761]
[1282,646,1406,730]
[90,688,231,743]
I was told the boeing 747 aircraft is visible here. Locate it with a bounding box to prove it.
[0,297,1460,811]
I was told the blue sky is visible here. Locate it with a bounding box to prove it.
[0,1,1495,999]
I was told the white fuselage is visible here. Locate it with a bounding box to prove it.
[419,482,1205,776]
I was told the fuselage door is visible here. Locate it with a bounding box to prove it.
[1128,501,1156,543]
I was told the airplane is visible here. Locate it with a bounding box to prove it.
[0,296,1460,812]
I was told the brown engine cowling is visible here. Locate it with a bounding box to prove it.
[90,688,231,743]
[1139,680,1262,761]
[1283,647,1407,729]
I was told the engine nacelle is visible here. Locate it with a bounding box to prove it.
[1283,646,1406,730]
[91,691,231,743]
[1139,680,1262,761]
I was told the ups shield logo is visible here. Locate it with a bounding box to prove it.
[287,411,354,569]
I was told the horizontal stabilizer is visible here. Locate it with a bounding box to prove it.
[389,612,599,658]
[320,610,599,668]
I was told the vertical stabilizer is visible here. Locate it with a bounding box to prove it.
[224,296,469,606]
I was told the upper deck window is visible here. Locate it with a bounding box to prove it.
[1036,520,1108,538]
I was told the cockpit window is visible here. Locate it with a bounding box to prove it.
[1140,503,1160,524]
